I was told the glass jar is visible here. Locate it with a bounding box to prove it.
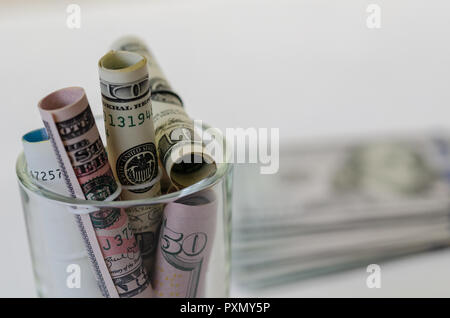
[16,123,232,298]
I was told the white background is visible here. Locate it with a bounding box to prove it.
[1,0,450,297]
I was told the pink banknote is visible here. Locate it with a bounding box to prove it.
[152,190,218,298]
[38,87,152,298]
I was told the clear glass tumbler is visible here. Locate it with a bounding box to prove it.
[16,123,232,298]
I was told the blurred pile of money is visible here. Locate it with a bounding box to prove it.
[233,135,450,287]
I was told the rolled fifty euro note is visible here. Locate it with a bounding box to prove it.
[99,50,163,273]
[38,87,152,298]
[152,190,218,298]
[22,128,101,297]
[111,36,217,189]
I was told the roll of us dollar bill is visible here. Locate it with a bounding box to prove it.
[152,190,218,298]
[99,50,163,273]
[38,87,152,298]
[111,36,217,189]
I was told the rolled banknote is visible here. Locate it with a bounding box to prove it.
[111,36,217,189]
[152,190,218,298]
[99,50,163,272]
[22,128,102,297]
[23,128,67,194]
[38,87,152,298]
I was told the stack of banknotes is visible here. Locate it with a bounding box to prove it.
[233,135,450,287]
[21,36,218,298]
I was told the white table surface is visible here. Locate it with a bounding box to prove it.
[1,0,450,297]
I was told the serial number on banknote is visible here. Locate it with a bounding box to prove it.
[30,169,62,182]
[104,110,152,128]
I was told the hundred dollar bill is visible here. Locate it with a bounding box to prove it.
[38,87,152,298]
[152,190,218,298]
[111,36,217,189]
[99,50,163,272]
[22,128,102,297]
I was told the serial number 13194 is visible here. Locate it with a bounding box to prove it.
[105,110,152,128]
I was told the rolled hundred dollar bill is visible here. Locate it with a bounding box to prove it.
[22,128,102,297]
[152,190,218,298]
[38,87,152,298]
[99,50,163,272]
[111,36,217,189]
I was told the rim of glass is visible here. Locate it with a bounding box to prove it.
[16,123,232,208]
